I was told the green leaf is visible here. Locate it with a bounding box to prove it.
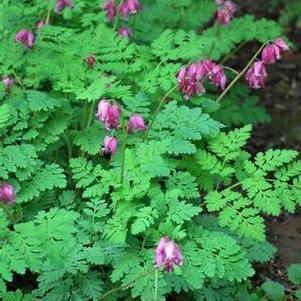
[151,101,223,154]
[0,103,10,130]
[288,264,301,285]
[261,280,285,299]
[131,207,159,235]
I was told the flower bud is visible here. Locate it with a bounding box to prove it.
[0,184,15,204]
[118,27,132,39]
[84,54,96,68]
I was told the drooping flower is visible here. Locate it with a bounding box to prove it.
[35,20,45,34]
[118,27,132,39]
[177,63,207,100]
[261,44,280,64]
[274,38,289,54]
[101,0,117,23]
[246,61,267,89]
[101,136,118,156]
[2,77,14,92]
[83,53,96,68]
[97,99,110,122]
[261,38,289,65]
[177,60,226,99]
[216,0,236,26]
[154,237,184,272]
[56,0,73,13]
[97,100,120,130]
[14,30,35,49]
[0,184,15,204]
[119,0,141,19]
[105,104,120,131]
[128,114,145,134]
[203,59,227,90]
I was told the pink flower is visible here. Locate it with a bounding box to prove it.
[128,114,145,134]
[177,61,226,99]
[203,59,226,90]
[155,237,184,272]
[101,136,118,156]
[56,0,73,13]
[2,77,14,92]
[101,0,117,23]
[261,38,289,65]
[177,63,207,100]
[105,104,120,131]
[0,184,15,204]
[216,0,236,26]
[274,38,289,54]
[35,20,45,35]
[261,44,280,64]
[119,0,141,19]
[118,27,132,39]
[14,30,35,49]
[246,61,267,89]
[84,54,96,68]
[97,99,110,122]
[97,100,120,130]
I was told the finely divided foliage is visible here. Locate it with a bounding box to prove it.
[0,0,299,300]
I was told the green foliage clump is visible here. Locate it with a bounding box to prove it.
[0,0,298,300]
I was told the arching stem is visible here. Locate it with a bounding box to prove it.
[216,42,269,102]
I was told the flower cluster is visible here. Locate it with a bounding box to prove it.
[215,0,236,26]
[14,29,35,49]
[155,237,184,272]
[56,0,73,14]
[246,38,289,89]
[97,100,145,156]
[177,60,226,99]
[0,183,15,205]
[101,0,141,38]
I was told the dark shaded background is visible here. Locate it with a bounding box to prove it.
[237,0,301,293]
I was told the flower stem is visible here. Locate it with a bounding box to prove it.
[154,268,158,301]
[207,23,220,58]
[120,113,128,184]
[220,41,247,64]
[143,85,178,141]
[86,101,96,129]
[112,0,124,31]
[100,270,152,300]
[216,42,269,102]
[45,0,54,25]
[11,70,25,90]
[0,202,15,224]
[64,131,72,160]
